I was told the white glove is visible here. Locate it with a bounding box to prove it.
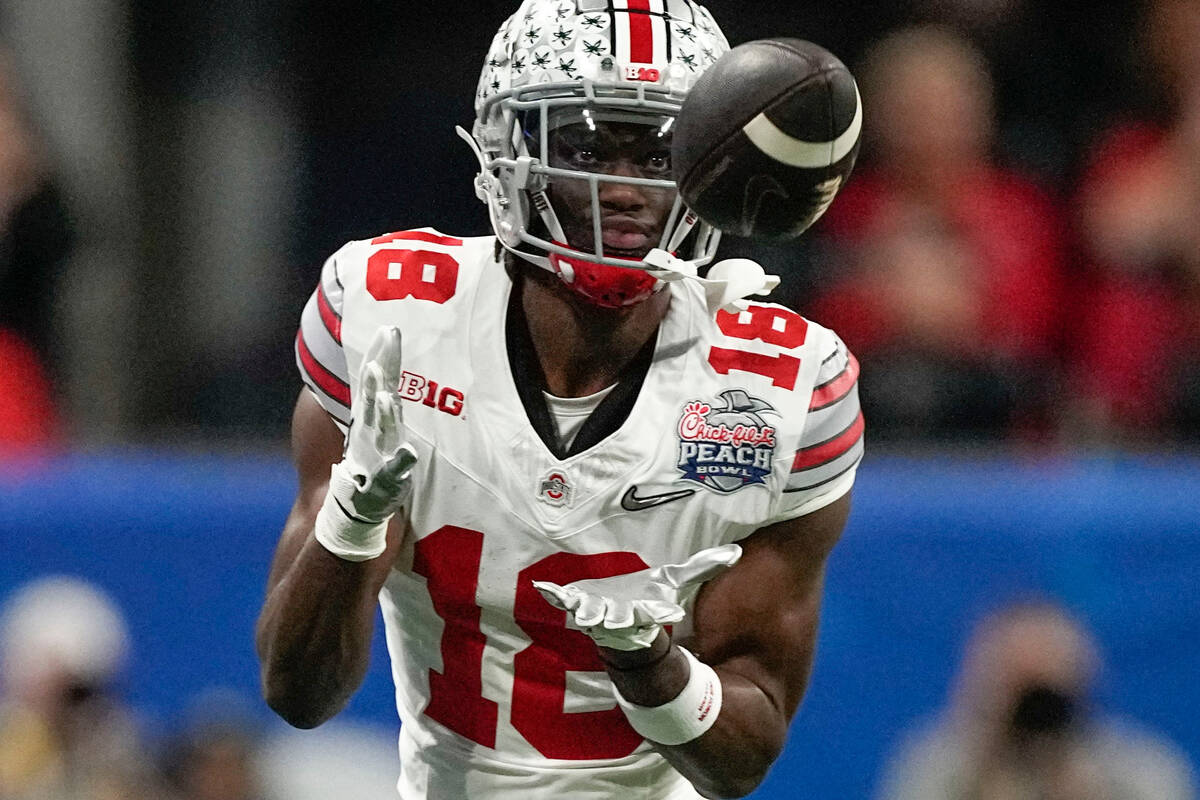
[314,326,418,561]
[533,544,742,651]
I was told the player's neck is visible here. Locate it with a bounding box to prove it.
[519,272,669,398]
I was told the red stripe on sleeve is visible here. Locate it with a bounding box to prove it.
[371,230,464,246]
[626,0,654,63]
[791,411,864,472]
[296,331,351,407]
[316,285,342,344]
[809,352,860,411]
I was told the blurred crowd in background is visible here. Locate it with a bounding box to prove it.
[1,0,1199,798]
[0,0,1198,455]
[876,602,1195,800]
[803,2,1200,446]
[0,576,404,800]
[1,575,1192,800]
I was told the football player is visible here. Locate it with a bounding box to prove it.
[256,1,864,798]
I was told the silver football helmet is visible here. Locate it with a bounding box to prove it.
[461,0,730,307]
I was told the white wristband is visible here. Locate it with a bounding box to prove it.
[313,489,389,562]
[613,646,723,745]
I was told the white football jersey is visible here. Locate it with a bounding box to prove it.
[296,229,864,800]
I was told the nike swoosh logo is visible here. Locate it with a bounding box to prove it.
[620,485,696,512]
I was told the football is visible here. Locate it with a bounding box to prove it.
[672,38,862,240]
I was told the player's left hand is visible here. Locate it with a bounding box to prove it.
[533,544,742,651]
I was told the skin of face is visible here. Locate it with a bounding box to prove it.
[543,119,678,258]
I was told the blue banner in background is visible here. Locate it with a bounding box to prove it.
[2,452,1197,799]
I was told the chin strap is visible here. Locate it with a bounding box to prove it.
[644,249,780,315]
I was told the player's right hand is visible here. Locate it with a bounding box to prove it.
[334,326,418,522]
[315,326,417,561]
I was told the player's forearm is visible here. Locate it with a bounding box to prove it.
[256,535,380,728]
[659,670,789,799]
[603,637,791,799]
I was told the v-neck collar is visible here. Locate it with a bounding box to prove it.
[504,278,658,460]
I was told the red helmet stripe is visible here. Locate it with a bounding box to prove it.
[626,0,655,63]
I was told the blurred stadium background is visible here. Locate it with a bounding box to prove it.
[1,0,1197,798]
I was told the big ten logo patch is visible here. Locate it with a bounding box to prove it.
[677,389,778,494]
[398,371,465,417]
[624,66,661,82]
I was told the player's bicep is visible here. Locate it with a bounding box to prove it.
[264,389,347,591]
[687,492,851,716]
[292,388,348,514]
[267,389,405,592]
